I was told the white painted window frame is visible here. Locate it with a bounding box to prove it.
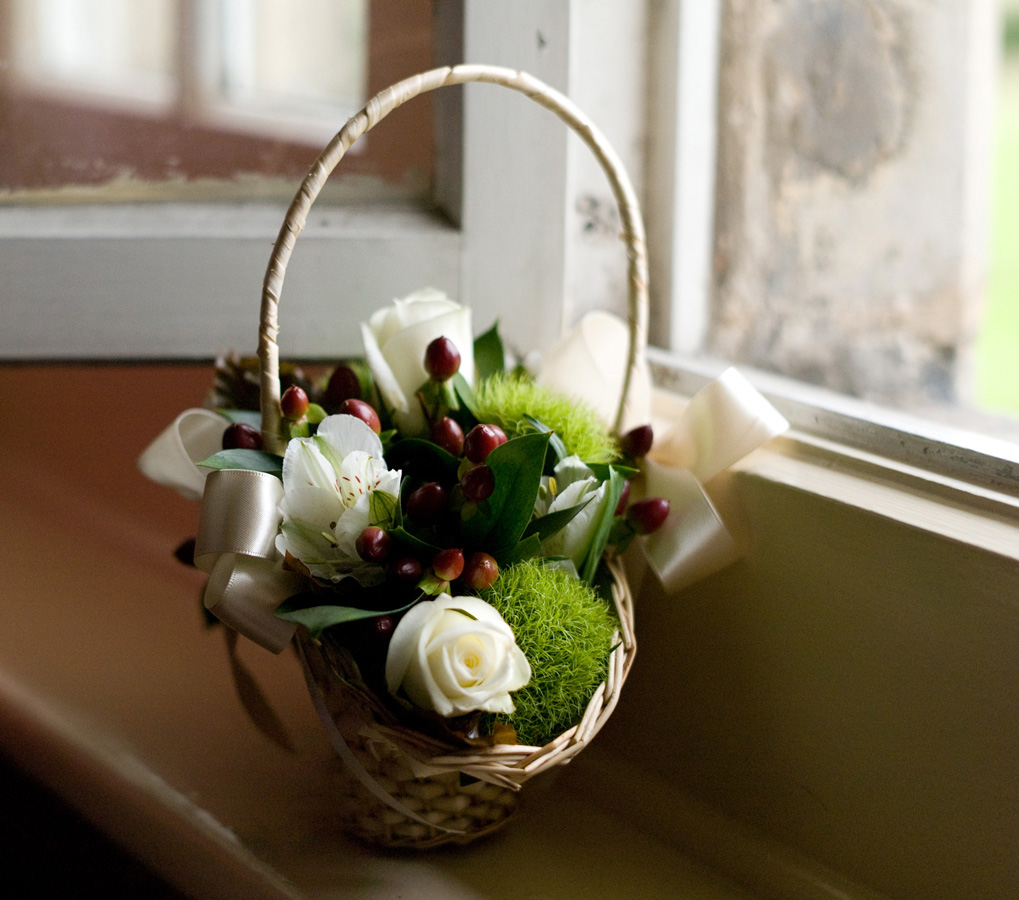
[1,0,1015,474]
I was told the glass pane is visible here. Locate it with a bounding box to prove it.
[0,0,433,201]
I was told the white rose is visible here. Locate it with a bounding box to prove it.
[385,594,531,717]
[360,288,475,435]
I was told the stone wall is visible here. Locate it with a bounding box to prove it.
[710,0,996,407]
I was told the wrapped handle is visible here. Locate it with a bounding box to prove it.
[258,64,648,452]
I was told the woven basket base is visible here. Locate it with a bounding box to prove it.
[331,748,519,849]
[300,634,520,849]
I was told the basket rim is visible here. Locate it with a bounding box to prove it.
[296,556,635,791]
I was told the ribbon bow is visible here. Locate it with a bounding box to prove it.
[538,313,788,593]
[138,410,299,652]
[641,368,788,591]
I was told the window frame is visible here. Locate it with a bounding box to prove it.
[2,0,1018,485]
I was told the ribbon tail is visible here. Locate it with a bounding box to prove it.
[138,408,226,500]
[641,459,740,594]
[204,554,300,653]
[195,469,299,653]
[224,628,296,752]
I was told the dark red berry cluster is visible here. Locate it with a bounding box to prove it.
[352,417,509,595]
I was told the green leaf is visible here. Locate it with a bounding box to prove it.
[581,466,627,585]
[521,497,593,543]
[369,490,400,529]
[522,414,569,465]
[417,572,450,596]
[607,516,636,554]
[217,408,261,427]
[474,322,505,382]
[389,526,442,556]
[305,403,328,424]
[462,431,550,549]
[197,449,283,477]
[587,462,639,480]
[452,371,479,418]
[496,532,542,566]
[276,597,417,640]
[384,438,460,482]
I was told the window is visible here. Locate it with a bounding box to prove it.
[667,0,1016,445]
[0,0,440,358]
[0,0,440,201]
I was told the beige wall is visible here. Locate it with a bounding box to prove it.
[606,459,1019,900]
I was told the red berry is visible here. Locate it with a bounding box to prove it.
[372,614,395,642]
[430,416,465,456]
[463,423,508,463]
[339,398,381,434]
[621,424,654,458]
[390,556,423,582]
[627,497,671,535]
[463,552,499,590]
[355,526,392,564]
[324,364,361,407]
[615,479,631,516]
[222,422,263,450]
[460,464,495,502]
[407,482,446,521]
[280,385,310,420]
[424,336,461,381]
[432,548,465,581]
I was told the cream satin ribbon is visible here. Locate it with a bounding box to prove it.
[641,368,789,592]
[538,311,652,434]
[138,409,299,653]
[138,408,226,501]
[194,469,300,653]
[538,315,789,593]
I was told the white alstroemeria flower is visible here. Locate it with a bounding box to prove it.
[275,414,401,584]
[385,594,531,717]
[360,288,475,435]
[536,455,611,575]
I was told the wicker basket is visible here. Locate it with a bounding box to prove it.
[259,65,646,849]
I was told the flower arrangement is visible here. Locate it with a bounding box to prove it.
[139,64,789,848]
[187,289,669,753]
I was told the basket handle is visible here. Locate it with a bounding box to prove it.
[258,64,649,452]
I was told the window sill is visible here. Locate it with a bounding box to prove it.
[0,364,755,900]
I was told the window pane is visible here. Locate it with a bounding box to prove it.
[0,0,432,200]
[705,0,1014,436]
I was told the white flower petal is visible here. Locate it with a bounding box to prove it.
[385,600,437,695]
[543,477,608,570]
[553,455,596,490]
[282,438,338,494]
[331,492,371,557]
[316,413,384,461]
[279,484,344,529]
